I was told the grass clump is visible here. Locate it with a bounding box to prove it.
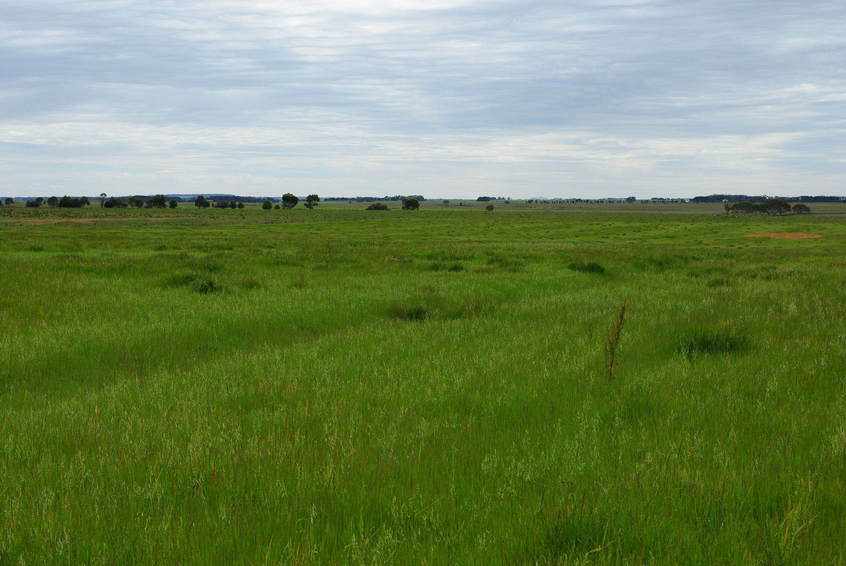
[194,278,223,294]
[428,262,464,272]
[679,328,748,358]
[568,261,606,274]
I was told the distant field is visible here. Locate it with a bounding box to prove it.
[1,206,845,565]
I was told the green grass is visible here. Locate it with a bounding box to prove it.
[1,206,845,564]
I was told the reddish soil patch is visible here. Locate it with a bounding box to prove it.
[745,232,823,240]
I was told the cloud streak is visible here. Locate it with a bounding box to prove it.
[1,0,845,197]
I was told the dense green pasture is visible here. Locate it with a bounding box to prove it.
[1,207,845,565]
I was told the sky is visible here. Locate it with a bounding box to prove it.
[1,0,845,199]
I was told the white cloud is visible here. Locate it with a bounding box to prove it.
[1,0,845,197]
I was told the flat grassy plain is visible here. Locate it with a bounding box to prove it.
[1,205,845,565]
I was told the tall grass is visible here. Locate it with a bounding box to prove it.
[0,207,845,564]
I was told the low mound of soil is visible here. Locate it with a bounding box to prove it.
[745,232,823,240]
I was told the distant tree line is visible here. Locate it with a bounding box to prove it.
[322,195,425,202]
[726,200,811,215]
[694,194,845,203]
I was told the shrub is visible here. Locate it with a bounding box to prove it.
[262,200,273,210]
[168,199,178,208]
[568,262,606,274]
[792,203,811,214]
[366,203,389,211]
[485,204,494,211]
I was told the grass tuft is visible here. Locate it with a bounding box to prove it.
[568,261,606,274]
[679,328,748,358]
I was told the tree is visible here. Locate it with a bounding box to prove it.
[168,199,178,209]
[47,196,59,207]
[146,194,167,208]
[485,204,495,212]
[80,196,90,206]
[195,196,210,208]
[262,200,273,210]
[401,197,420,210]
[792,203,811,214]
[282,193,299,209]
[237,202,245,209]
[103,197,127,208]
[128,197,144,208]
[59,196,87,208]
[229,201,237,209]
[3,198,13,207]
[761,199,790,215]
[304,194,319,209]
[100,193,107,208]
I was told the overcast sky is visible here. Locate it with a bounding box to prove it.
[2,0,845,198]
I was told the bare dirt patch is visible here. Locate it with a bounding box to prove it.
[745,232,823,240]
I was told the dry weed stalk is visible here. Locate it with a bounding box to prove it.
[605,300,628,380]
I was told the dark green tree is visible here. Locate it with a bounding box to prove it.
[401,197,420,210]
[103,197,127,208]
[282,193,299,209]
[262,200,273,210]
[147,194,167,208]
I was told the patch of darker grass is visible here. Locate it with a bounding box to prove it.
[633,255,679,272]
[428,262,465,272]
[486,254,525,272]
[567,261,606,274]
[388,293,497,322]
[678,328,749,358]
[706,278,732,287]
[236,277,261,290]
[194,278,223,294]
[526,507,609,563]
